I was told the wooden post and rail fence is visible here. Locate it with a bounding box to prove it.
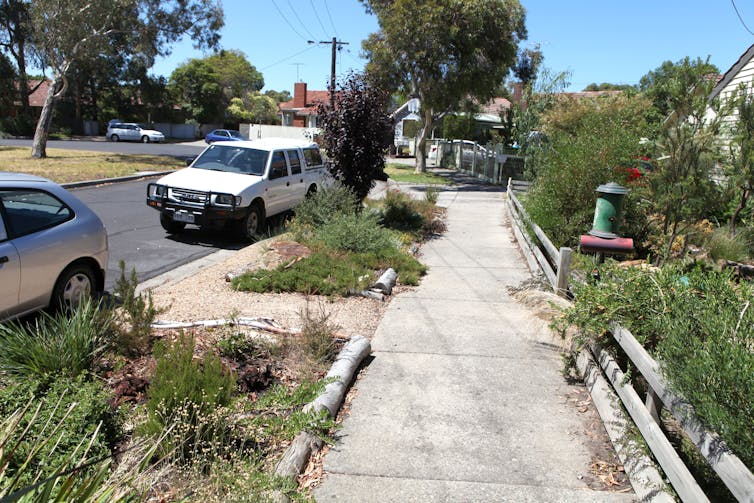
[504,177,754,502]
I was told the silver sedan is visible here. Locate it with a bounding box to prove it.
[0,173,108,322]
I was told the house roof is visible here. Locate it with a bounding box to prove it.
[14,79,50,108]
[479,97,511,115]
[709,43,754,100]
[279,90,331,116]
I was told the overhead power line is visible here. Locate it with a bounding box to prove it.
[322,0,338,37]
[260,44,318,71]
[310,0,329,39]
[270,0,308,41]
[286,0,318,40]
[731,0,754,36]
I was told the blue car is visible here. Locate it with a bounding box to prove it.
[205,129,247,144]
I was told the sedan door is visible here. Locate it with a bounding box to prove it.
[0,189,75,315]
[0,212,21,319]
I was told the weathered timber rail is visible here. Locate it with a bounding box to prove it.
[505,179,754,502]
[505,178,572,297]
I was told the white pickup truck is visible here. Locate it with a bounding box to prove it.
[146,138,329,240]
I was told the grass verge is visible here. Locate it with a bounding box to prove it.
[0,147,180,183]
[385,162,452,185]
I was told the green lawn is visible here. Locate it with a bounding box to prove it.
[384,162,453,185]
[0,147,180,184]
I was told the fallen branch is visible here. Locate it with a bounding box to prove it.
[151,317,289,335]
[271,335,372,501]
[373,268,398,295]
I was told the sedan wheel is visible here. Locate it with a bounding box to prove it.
[141,135,150,143]
[110,134,119,142]
[52,263,95,311]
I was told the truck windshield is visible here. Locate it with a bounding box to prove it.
[192,145,268,175]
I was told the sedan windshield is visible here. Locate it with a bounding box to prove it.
[192,145,267,175]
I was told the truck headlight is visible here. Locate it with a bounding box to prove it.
[149,184,167,198]
[213,194,240,207]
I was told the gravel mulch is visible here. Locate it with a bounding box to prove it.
[147,237,390,338]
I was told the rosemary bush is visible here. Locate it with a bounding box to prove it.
[559,261,753,469]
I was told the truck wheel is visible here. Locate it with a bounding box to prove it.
[110,134,119,142]
[239,203,263,241]
[306,185,317,197]
[160,213,186,234]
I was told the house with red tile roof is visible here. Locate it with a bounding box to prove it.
[278,82,331,128]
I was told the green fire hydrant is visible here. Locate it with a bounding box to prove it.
[589,182,628,239]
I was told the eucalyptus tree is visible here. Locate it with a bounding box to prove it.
[26,0,223,158]
[361,0,526,173]
[0,0,35,114]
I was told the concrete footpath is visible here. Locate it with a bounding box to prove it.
[314,177,636,502]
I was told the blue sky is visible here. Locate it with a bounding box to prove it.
[150,0,754,94]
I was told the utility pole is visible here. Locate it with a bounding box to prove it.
[308,37,349,109]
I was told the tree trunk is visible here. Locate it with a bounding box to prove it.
[729,187,750,239]
[414,107,433,174]
[31,76,59,159]
[15,44,31,115]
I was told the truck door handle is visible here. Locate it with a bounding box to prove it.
[0,256,8,264]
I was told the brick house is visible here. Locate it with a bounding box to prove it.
[278,82,331,128]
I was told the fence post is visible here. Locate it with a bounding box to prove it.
[555,247,572,297]
[455,141,462,170]
[645,389,663,424]
[472,143,478,176]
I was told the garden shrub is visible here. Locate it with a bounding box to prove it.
[299,303,341,365]
[560,262,754,469]
[290,181,359,241]
[524,93,654,248]
[0,375,121,491]
[706,227,749,262]
[380,190,424,232]
[0,299,111,379]
[233,249,371,296]
[140,333,236,465]
[111,261,163,357]
[316,211,397,254]
[655,267,753,469]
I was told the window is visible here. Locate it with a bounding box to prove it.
[0,189,73,238]
[0,212,6,242]
[303,148,323,168]
[269,151,288,179]
[287,150,302,175]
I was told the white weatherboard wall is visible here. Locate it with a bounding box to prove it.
[707,44,754,127]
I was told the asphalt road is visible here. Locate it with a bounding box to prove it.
[0,137,206,161]
[70,179,247,291]
[1,138,244,291]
